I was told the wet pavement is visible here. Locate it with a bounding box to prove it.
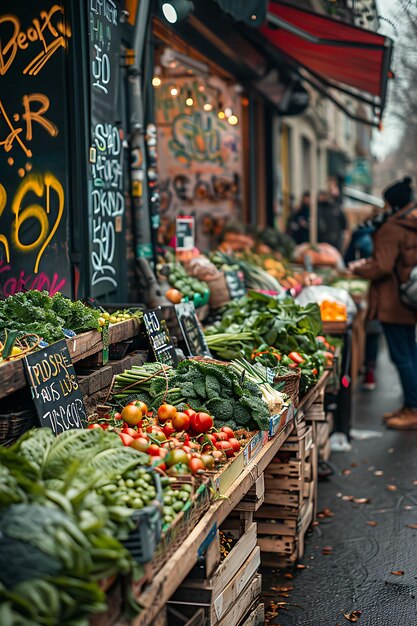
[262,349,417,626]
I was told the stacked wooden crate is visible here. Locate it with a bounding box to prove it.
[255,418,317,567]
[303,384,333,465]
[169,512,264,626]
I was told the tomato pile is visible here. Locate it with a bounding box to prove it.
[88,402,243,475]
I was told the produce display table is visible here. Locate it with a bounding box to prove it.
[108,376,330,626]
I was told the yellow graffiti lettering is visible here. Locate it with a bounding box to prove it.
[22,93,58,141]
[0,15,19,75]
[0,100,32,157]
[11,173,64,273]
[0,183,10,262]
[0,6,70,77]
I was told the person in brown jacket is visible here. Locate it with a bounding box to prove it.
[350,176,417,429]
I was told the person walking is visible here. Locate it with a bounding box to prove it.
[350,176,417,429]
[288,192,310,244]
[317,190,347,252]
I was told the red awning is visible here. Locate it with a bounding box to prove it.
[260,1,393,120]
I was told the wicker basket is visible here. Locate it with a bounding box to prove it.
[273,366,301,405]
[150,475,212,576]
[0,409,35,447]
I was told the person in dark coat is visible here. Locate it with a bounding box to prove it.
[317,190,347,252]
[288,192,310,244]
[351,176,417,429]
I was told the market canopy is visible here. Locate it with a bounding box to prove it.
[260,1,393,124]
[212,0,267,26]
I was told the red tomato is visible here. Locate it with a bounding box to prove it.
[129,437,149,452]
[182,445,191,454]
[214,432,228,441]
[221,427,235,439]
[151,458,166,471]
[190,412,214,434]
[212,450,223,461]
[189,458,205,474]
[163,421,176,438]
[99,423,110,430]
[201,453,215,469]
[172,412,191,432]
[216,441,234,457]
[157,404,177,422]
[184,408,197,418]
[122,427,139,438]
[158,447,169,458]
[87,424,100,429]
[113,412,122,420]
[146,426,166,443]
[119,433,134,446]
[147,444,162,456]
[228,438,241,453]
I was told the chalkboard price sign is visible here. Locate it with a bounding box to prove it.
[24,340,87,436]
[143,308,179,367]
[225,270,246,299]
[175,302,211,357]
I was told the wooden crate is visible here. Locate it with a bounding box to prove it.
[215,574,262,626]
[235,475,265,512]
[239,602,264,626]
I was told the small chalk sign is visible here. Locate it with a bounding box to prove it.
[24,340,87,436]
[225,270,246,299]
[175,301,211,357]
[143,307,179,367]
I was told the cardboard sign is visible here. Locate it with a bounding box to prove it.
[176,216,195,251]
[143,307,179,367]
[24,340,87,435]
[225,270,246,299]
[175,302,211,357]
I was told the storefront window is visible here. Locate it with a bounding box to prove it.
[154,45,244,250]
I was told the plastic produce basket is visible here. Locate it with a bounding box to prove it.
[150,475,212,576]
[122,468,163,564]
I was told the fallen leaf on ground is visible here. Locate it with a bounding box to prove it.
[337,492,343,498]
[406,524,417,529]
[342,495,354,501]
[386,484,397,491]
[312,520,320,526]
[388,448,394,453]
[296,564,306,569]
[322,546,333,555]
[351,462,358,467]
[404,505,413,510]
[343,610,362,622]
[353,498,370,504]
[374,470,384,476]
[270,586,294,592]
[283,572,294,579]
[343,469,352,476]
[366,521,378,527]
[413,481,417,486]
[391,570,404,576]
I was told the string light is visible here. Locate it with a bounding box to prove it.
[228,114,238,126]
[203,103,213,111]
[152,76,162,87]
[185,90,194,106]
[218,110,226,120]
[170,86,179,96]
[224,107,233,118]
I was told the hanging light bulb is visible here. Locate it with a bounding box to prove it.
[203,102,213,111]
[152,76,162,87]
[228,114,239,126]
[161,0,194,24]
[224,107,233,118]
[170,86,179,96]
[185,90,194,106]
[217,100,225,119]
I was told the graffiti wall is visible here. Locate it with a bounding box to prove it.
[0,1,72,298]
[155,77,243,249]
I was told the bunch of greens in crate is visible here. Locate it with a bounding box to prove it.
[0,290,102,344]
[146,359,270,432]
[204,291,322,360]
[0,428,150,626]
